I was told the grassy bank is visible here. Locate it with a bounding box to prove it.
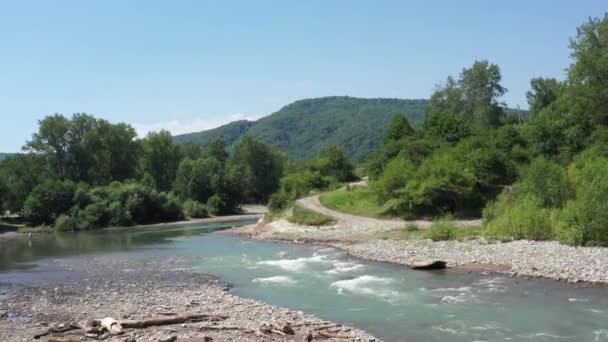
[320,188,397,219]
[287,205,335,226]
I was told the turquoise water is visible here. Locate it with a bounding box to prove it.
[1,222,608,341]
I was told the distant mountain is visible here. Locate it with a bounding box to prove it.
[173,96,528,162]
[174,96,428,161]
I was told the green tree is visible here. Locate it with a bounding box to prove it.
[0,154,49,212]
[459,60,507,128]
[423,111,471,144]
[23,180,77,225]
[173,157,223,203]
[526,78,562,115]
[226,135,285,203]
[139,130,182,192]
[382,114,414,145]
[310,145,356,182]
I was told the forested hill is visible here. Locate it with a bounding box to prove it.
[173,97,429,161]
[173,96,526,161]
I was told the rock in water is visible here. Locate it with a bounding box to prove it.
[410,260,447,270]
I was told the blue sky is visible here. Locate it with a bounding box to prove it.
[1,1,606,152]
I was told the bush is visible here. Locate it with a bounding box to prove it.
[426,215,458,241]
[371,156,415,202]
[54,214,78,231]
[483,194,554,241]
[206,194,223,216]
[22,180,77,225]
[183,200,209,218]
[518,157,571,208]
[287,205,335,226]
[402,149,476,215]
[555,158,608,246]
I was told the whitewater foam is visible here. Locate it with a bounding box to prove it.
[326,261,365,275]
[257,254,330,272]
[252,275,297,286]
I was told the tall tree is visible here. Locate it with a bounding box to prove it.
[382,114,415,145]
[226,135,285,203]
[459,60,507,128]
[526,78,562,115]
[138,130,182,192]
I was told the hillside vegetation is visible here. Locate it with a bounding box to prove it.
[174,97,429,161]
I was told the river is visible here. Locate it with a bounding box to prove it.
[1,221,608,341]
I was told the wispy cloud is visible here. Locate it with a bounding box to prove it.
[133,112,262,137]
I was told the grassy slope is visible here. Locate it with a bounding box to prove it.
[287,204,335,226]
[319,187,396,219]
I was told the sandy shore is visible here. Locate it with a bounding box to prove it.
[0,252,376,342]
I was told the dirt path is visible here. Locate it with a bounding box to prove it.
[296,186,482,231]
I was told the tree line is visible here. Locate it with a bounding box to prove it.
[0,116,285,229]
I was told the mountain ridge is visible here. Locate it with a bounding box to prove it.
[173,96,526,161]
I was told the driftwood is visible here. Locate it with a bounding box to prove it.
[121,314,228,328]
[317,330,353,339]
[34,323,84,339]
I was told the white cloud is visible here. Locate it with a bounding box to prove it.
[133,112,262,137]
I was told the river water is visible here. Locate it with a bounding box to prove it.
[1,222,608,341]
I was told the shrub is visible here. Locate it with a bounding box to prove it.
[22,180,77,225]
[518,157,571,208]
[54,214,78,231]
[402,149,476,215]
[555,158,608,246]
[404,223,420,232]
[206,194,223,216]
[287,205,335,226]
[183,200,209,219]
[371,156,415,202]
[483,194,554,241]
[426,215,458,241]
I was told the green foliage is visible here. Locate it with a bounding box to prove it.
[402,150,476,215]
[227,135,286,204]
[62,182,184,230]
[320,188,393,219]
[53,214,79,231]
[371,156,415,202]
[23,180,77,226]
[308,145,356,182]
[0,153,50,212]
[173,157,223,204]
[483,194,554,241]
[24,114,139,184]
[174,96,429,161]
[383,114,414,145]
[423,112,472,144]
[526,78,562,114]
[518,157,571,208]
[138,130,181,192]
[182,200,209,219]
[426,60,506,131]
[556,158,608,246]
[426,215,458,241]
[287,205,335,226]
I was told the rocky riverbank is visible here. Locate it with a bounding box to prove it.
[239,216,608,285]
[0,255,376,341]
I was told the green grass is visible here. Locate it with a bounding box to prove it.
[412,216,482,241]
[287,205,335,226]
[320,188,396,219]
